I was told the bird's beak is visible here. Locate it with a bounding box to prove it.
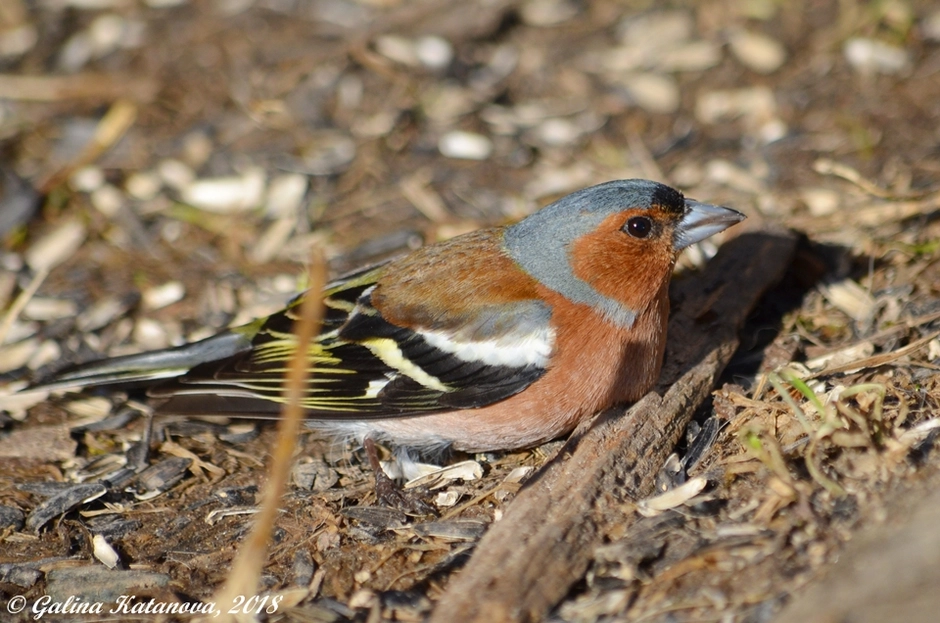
[673,200,746,250]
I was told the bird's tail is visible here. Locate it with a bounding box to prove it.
[28,330,253,393]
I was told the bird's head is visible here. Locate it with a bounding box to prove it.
[503,179,745,327]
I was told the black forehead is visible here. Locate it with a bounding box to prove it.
[650,183,686,215]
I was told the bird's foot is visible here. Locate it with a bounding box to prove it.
[364,437,436,517]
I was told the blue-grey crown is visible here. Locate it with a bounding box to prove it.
[502,179,681,328]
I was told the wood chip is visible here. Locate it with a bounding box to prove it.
[818,278,876,323]
[728,30,787,74]
[844,37,910,75]
[181,168,266,213]
[92,534,121,569]
[24,218,87,272]
[404,460,484,490]
[438,131,493,160]
[637,476,708,516]
[26,483,107,532]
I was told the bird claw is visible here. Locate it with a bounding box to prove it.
[364,437,436,517]
[373,471,436,517]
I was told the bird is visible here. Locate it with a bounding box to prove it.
[28,179,744,456]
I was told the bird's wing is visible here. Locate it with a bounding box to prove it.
[157,255,555,418]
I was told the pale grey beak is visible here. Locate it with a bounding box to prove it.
[673,199,746,250]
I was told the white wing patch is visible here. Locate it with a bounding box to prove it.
[364,377,391,399]
[420,326,554,368]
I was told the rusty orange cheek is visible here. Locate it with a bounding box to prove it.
[568,215,674,312]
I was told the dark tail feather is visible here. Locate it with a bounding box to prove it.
[29,330,253,392]
[155,394,283,418]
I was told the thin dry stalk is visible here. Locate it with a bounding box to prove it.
[207,250,327,623]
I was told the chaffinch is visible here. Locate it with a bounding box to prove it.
[33,179,744,454]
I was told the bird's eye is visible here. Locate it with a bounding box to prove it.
[624,216,652,239]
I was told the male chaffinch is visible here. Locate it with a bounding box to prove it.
[32,179,744,454]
